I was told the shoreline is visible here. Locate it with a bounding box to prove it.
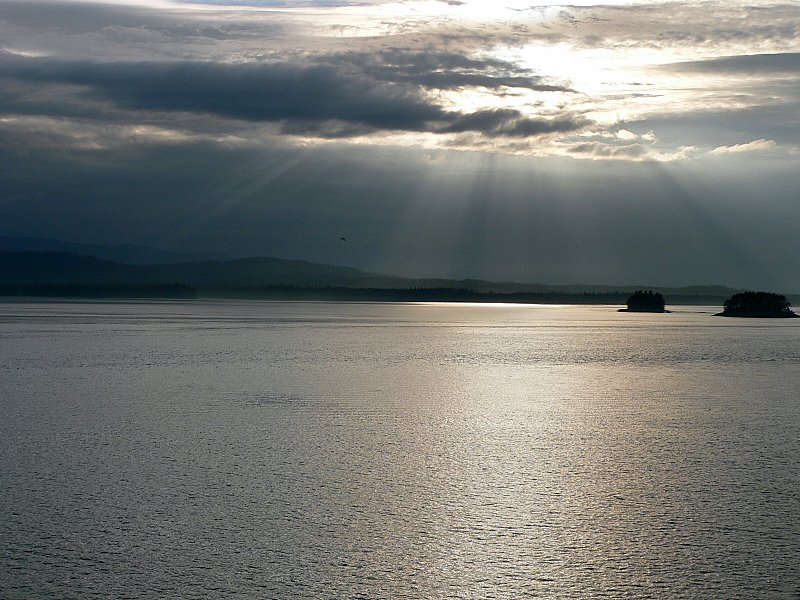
[0,285,738,306]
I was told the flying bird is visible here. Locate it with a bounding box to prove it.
[340,237,346,242]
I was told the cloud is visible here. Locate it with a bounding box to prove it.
[566,2,800,53]
[566,141,650,159]
[1,0,798,158]
[0,114,244,151]
[561,140,697,162]
[710,139,777,155]
[336,50,575,93]
[441,109,588,137]
[627,102,800,151]
[664,53,800,74]
[0,54,442,128]
[615,129,637,141]
[0,52,587,140]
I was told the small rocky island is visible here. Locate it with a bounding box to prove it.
[716,291,798,318]
[619,290,667,313]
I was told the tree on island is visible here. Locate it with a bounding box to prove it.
[717,291,797,318]
[621,290,666,313]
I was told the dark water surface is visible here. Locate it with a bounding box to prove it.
[1,300,798,599]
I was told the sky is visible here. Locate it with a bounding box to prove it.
[1,0,799,288]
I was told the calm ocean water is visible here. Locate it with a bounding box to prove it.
[1,300,798,599]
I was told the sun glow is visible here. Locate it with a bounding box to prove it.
[385,0,657,19]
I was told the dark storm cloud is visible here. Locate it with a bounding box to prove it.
[664,52,800,74]
[0,53,583,139]
[0,54,443,130]
[368,69,570,93]
[441,109,588,137]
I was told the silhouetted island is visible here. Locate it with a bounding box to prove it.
[716,291,798,318]
[618,290,667,313]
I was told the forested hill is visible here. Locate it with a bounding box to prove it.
[0,235,225,265]
[0,251,398,288]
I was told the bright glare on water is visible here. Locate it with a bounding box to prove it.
[1,300,798,598]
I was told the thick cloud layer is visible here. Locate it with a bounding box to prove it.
[0,52,585,138]
[667,52,800,74]
[2,56,443,129]
[1,0,798,154]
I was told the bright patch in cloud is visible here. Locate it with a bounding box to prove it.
[710,139,778,155]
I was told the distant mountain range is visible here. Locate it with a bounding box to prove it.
[0,236,770,303]
[0,236,228,265]
[0,251,399,288]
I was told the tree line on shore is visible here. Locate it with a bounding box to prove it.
[624,289,796,317]
[2,283,795,317]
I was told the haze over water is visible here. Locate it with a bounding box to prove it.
[1,300,798,598]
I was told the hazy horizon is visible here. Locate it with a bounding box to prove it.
[1,236,789,293]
